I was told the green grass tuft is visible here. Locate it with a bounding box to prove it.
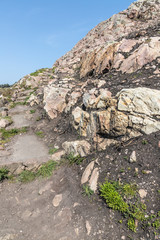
[48,148,58,155]
[82,184,94,198]
[35,131,44,138]
[0,168,9,181]
[18,170,36,183]
[66,153,85,165]
[37,160,57,178]
[0,127,27,142]
[18,160,58,183]
[30,68,48,76]
[30,109,36,114]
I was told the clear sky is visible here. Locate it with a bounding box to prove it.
[0,0,134,85]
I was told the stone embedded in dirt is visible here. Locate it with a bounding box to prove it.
[89,168,99,192]
[62,140,91,157]
[38,181,53,195]
[21,209,32,221]
[52,194,63,207]
[0,234,17,240]
[73,87,160,147]
[0,118,11,128]
[43,85,70,119]
[158,141,160,148]
[81,161,95,185]
[139,189,147,199]
[117,88,160,117]
[51,150,65,161]
[74,228,79,236]
[86,220,92,235]
[119,37,160,73]
[129,151,136,163]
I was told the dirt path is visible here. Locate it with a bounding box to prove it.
[0,104,50,169]
[0,104,122,240]
[0,166,122,240]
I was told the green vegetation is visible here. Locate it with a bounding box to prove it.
[35,131,44,138]
[30,68,48,76]
[36,160,57,178]
[18,160,58,183]
[100,181,129,212]
[30,109,36,114]
[10,101,27,108]
[18,170,36,183]
[0,116,13,125]
[52,67,56,73]
[100,180,160,233]
[127,218,136,233]
[152,219,160,230]
[49,148,58,155]
[142,139,148,145]
[66,153,85,165]
[0,127,27,142]
[0,84,10,88]
[82,185,94,198]
[0,168,9,181]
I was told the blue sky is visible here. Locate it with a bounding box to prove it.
[0,0,133,85]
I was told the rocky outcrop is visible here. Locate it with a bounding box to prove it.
[72,87,160,146]
[62,140,91,157]
[54,0,160,78]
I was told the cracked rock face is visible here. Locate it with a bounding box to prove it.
[53,0,160,78]
[72,87,160,143]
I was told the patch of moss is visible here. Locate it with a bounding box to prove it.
[100,180,147,233]
[100,181,129,213]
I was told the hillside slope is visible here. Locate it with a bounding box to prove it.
[0,0,160,239]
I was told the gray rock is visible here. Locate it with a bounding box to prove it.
[129,151,136,163]
[62,140,91,157]
[89,168,99,192]
[81,161,95,185]
[52,194,62,207]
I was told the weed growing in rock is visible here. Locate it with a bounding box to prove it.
[82,185,94,198]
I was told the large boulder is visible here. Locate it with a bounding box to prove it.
[72,87,160,141]
[62,140,91,157]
